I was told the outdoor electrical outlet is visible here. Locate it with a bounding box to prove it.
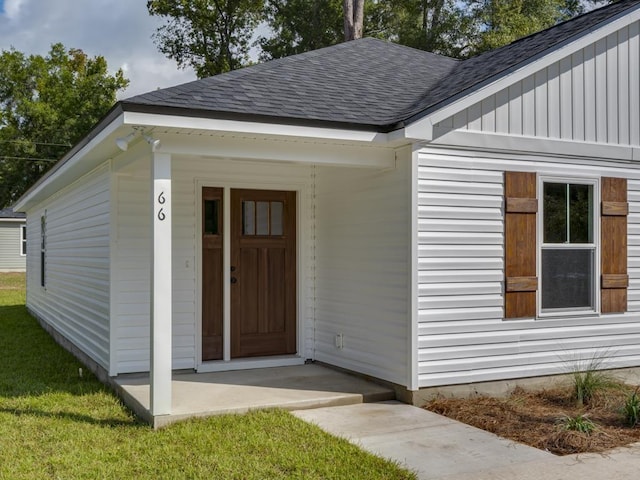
[335,333,344,349]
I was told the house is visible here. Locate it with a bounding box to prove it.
[13,0,640,417]
[0,208,26,272]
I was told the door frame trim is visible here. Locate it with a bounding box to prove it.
[195,177,308,372]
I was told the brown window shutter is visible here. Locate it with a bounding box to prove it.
[505,172,537,318]
[601,177,628,314]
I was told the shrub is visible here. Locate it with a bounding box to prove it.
[622,388,640,427]
[566,352,620,407]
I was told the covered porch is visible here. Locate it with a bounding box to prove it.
[113,364,395,428]
[108,119,409,420]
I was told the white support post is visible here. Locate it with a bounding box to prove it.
[150,152,172,415]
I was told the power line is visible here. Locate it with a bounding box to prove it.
[0,156,58,162]
[0,140,71,147]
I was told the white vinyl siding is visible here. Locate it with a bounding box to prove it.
[113,156,314,374]
[25,163,111,370]
[435,21,640,146]
[0,221,26,271]
[417,147,640,387]
[314,160,409,386]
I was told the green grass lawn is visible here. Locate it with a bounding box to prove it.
[0,273,415,479]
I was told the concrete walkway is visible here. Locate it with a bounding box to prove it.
[114,364,394,427]
[294,402,640,480]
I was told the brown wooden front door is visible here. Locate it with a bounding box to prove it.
[230,189,296,358]
[202,187,297,361]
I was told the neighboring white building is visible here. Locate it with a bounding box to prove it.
[0,208,26,272]
[13,0,640,418]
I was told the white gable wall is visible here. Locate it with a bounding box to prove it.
[416,147,640,387]
[434,20,640,146]
[25,163,111,370]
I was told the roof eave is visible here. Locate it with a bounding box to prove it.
[119,101,399,133]
[13,104,126,212]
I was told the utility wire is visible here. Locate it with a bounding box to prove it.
[0,156,57,162]
[0,140,71,147]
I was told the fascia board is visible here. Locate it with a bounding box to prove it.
[431,129,640,162]
[123,111,390,144]
[406,5,640,137]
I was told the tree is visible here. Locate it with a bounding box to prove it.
[467,0,588,55]
[0,44,128,208]
[259,0,344,60]
[147,0,264,78]
[343,0,365,40]
[367,0,479,58]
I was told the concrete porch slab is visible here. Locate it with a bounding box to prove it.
[113,364,395,428]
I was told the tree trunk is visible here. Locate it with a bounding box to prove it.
[343,0,364,41]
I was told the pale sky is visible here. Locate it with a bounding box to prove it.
[0,0,198,98]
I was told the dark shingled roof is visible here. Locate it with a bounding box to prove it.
[123,0,640,132]
[0,208,25,219]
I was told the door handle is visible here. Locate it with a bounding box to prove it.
[230,266,236,272]
[230,277,237,284]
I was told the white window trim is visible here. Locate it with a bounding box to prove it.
[19,224,26,256]
[537,175,600,318]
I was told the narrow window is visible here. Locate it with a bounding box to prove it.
[203,199,220,235]
[20,224,26,256]
[541,181,596,312]
[40,215,46,287]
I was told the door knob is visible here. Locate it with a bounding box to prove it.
[230,277,237,284]
[230,266,236,272]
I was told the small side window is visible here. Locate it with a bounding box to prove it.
[40,215,46,287]
[20,224,26,256]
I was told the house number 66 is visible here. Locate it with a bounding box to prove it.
[157,192,166,221]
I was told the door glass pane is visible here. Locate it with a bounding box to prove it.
[243,201,255,235]
[204,200,219,235]
[271,201,283,236]
[569,184,593,243]
[541,249,594,310]
[544,183,567,243]
[257,201,269,235]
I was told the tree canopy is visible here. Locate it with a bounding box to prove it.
[147,0,264,77]
[150,0,615,75]
[0,44,128,208]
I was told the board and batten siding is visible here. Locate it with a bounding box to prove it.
[417,148,640,388]
[314,160,409,386]
[0,221,25,271]
[113,156,314,374]
[25,163,111,370]
[435,20,640,146]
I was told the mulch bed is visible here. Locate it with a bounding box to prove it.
[426,385,640,455]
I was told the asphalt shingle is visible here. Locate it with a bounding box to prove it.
[123,0,640,132]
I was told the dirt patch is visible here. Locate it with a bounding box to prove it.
[426,385,640,455]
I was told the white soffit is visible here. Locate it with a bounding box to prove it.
[123,111,392,144]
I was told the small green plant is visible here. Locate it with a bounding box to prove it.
[622,388,640,427]
[559,414,597,434]
[565,352,620,407]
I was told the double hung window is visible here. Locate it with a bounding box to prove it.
[540,179,598,314]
